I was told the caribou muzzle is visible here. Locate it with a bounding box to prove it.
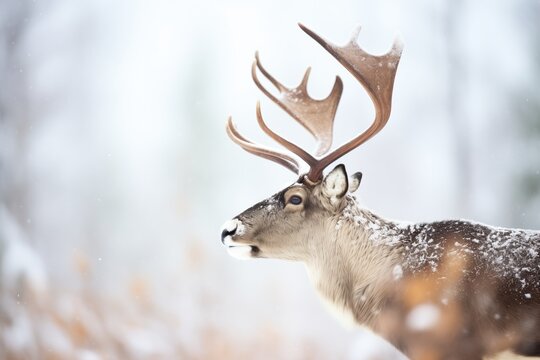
[220,219,259,259]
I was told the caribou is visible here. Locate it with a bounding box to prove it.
[221,24,540,360]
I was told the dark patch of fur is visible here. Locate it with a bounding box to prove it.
[381,220,540,359]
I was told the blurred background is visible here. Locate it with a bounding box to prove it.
[0,0,538,358]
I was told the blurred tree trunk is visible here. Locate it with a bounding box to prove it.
[512,0,540,229]
[0,2,45,357]
[443,0,472,215]
[0,0,34,233]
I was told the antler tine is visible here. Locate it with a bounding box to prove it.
[299,23,403,182]
[252,52,343,156]
[226,117,300,174]
[255,102,317,169]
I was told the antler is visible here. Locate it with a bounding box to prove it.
[299,24,403,181]
[226,24,403,184]
[252,52,343,156]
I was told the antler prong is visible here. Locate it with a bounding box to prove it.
[349,25,362,44]
[299,67,311,91]
[226,117,300,173]
[252,52,287,93]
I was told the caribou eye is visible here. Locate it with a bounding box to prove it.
[288,195,303,205]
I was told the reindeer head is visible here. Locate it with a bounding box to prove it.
[221,24,402,261]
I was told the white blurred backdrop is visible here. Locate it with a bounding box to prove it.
[0,0,539,358]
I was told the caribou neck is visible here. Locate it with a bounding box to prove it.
[303,196,409,327]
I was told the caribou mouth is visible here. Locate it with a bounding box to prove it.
[221,230,260,259]
[226,245,260,260]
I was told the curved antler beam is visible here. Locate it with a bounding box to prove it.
[255,102,318,168]
[226,117,300,174]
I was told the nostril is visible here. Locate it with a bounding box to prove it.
[221,219,239,243]
[221,228,236,243]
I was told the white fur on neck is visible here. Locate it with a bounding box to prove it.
[304,198,404,328]
[305,264,358,329]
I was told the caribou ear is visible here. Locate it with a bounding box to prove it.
[323,164,348,201]
[349,172,363,193]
